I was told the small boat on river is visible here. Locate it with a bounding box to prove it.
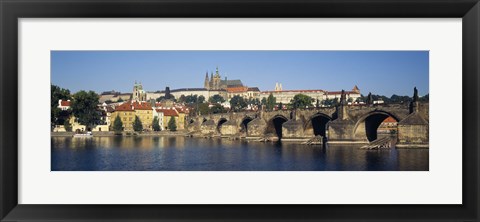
[73,132,93,138]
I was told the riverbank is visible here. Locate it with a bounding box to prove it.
[51,131,188,137]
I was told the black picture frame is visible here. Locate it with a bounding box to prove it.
[1,0,479,221]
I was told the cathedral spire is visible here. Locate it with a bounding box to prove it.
[204,71,210,89]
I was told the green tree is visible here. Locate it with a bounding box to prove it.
[113,115,123,133]
[247,98,260,107]
[197,103,210,115]
[152,116,161,131]
[291,94,315,109]
[51,85,72,126]
[419,94,429,102]
[209,94,226,104]
[230,95,247,112]
[117,97,124,102]
[278,102,283,110]
[63,119,72,132]
[70,90,100,129]
[184,95,195,104]
[133,115,143,132]
[322,98,339,107]
[266,93,276,111]
[390,94,411,103]
[198,95,206,103]
[178,95,186,103]
[261,97,267,105]
[366,92,373,105]
[168,116,177,131]
[210,104,226,114]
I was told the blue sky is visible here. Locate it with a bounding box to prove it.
[51,51,429,97]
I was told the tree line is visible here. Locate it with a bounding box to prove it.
[51,85,101,132]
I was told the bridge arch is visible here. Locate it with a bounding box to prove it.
[217,118,228,133]
[306,113,332,138]
[266,115,289,139]
[240,116,254,134]
[353,110,400,142]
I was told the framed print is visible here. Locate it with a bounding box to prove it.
[1,0,479,221]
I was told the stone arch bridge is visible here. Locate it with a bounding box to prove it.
[187,102,429,145]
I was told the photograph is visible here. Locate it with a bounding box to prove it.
[3,0,477,220]
[50,50,429,171]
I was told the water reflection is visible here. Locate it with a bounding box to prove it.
[51,136,428,171]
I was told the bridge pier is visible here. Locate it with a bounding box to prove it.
[246,118,267,137]
[396,112,429,148]
[282,119,306,138]
[200,119,217,135]
[219,120,239,136]
[328,119,367,143]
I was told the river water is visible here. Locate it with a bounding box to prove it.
[51,136,428,171]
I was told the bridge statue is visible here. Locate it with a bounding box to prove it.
[340,89,347,105]
[410,87,419,113]
[413,87,419,102]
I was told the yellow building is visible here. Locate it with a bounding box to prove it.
[157,108,180,130]
[110,102,135,131]
[132,101,153,130]
[177,111,186,130]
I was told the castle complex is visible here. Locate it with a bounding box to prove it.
[204,67,243,90]
[100,67,362,107]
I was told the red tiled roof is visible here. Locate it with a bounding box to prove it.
[132,101,152,110]
[175,106,190,114]
[383,116,397,123]
[60,100,71,106]
[115,102,134,111]
[156,109,178,116]
[226,86,248,93]
[261,89,325,94]
[327,91,356,95]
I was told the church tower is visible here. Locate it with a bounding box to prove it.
[204,71,210,89]
[275,82,283,91]
[352,85,360,94]
[212,66,222,90]
[133,81,146,101]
